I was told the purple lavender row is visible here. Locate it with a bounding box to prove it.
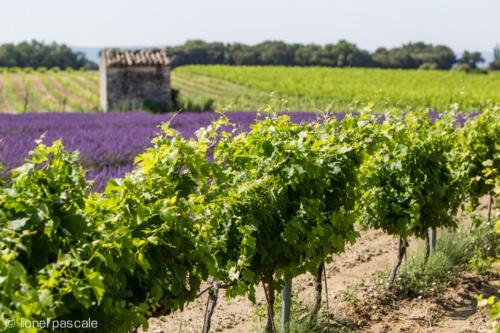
[0,111,473,191]
[0,112,320,190]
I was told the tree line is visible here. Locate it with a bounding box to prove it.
[0,39,497,71]
[0,40,97,70]
[167,39,497,71]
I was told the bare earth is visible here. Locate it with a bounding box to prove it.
[141,225,498,333]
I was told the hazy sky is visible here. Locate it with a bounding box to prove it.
[1,0,498,52]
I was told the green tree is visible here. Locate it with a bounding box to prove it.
[225,43,260,65]
[373,42,456,69]
[167,40,226,67]
[0,40,96,69]
[489,44,500,70]
[458,50,485,70]
[256,41,296,66]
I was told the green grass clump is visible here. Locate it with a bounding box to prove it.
[401,223,497,295]
[252,291,355,333]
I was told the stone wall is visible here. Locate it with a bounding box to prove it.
[101,66,172,112]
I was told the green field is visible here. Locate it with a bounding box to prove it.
[0,66,499,112]
[173,65,500,112]
[0,69,99,112]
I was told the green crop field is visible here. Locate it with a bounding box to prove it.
[173,65,500,112]
[1,66,499,112]
[0,69,99,112]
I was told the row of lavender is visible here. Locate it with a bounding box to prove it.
[0,112,320,190]
[0,111,476,191]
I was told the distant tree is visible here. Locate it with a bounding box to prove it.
[373,47,415,68]
[489,44,500,70]
[0,40,97,69]
[292,44,323,66]
[323,40,375,67]
[458,50,484,70]
[225,43,260,65]
[164,39,462,70]
[166,39,375,68]
[167,40,225,67]
[256,41,296,66]
[427,45,457,70]
[372,42,456,69]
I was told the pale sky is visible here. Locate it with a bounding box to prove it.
[0,0,498,52]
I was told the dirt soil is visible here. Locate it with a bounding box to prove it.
[339,270,498,333]
[141,226,498,333]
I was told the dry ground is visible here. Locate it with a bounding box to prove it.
[141,224,498,333]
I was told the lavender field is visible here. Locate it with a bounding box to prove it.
[0,112,319,190]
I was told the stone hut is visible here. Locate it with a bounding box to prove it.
[100,49,172,112]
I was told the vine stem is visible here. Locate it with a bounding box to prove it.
[312,262,324,318]
[389,236,408,285]
[424,231,430,263]
[323,264,330,329]
[281,276,292,333]
[198,281,236,333]
[196,282,234,298]
[403,242,408,291]
[201,281,220,333]
[261,273,276,333]
[487,194,493,222]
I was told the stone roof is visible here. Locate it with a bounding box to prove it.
[102,49,170,67]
